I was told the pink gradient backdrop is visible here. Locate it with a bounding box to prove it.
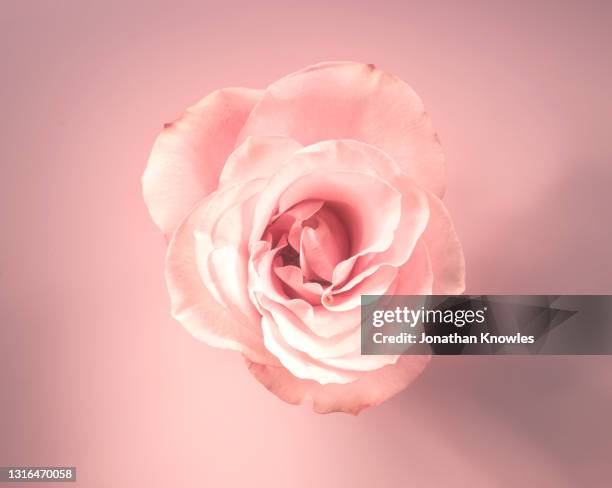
[1,1,611,486]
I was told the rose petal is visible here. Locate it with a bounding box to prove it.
[165,191,275,366]
[330,174,430,291]
[258,296,399,373]
[274,265,323,304]
[143,87,262,238]
[422,192,466,294]
[267,199,324,249]
[259,296,360,360]
[298,206,349,283]
[219,135,303,185]
[249,140,402,245]
[318,352,398,372]
[322,265,399,312]
[392,241,435,294]
[277,171,401,256]
[290,303,362,339]
[245,354,430,414]
[260,314,359,384]
[194,179,265,321]
[249,243,289,304]
[238,62,445,196]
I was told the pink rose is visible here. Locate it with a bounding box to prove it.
[143,62,465,414]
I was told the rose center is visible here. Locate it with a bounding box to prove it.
[265,201,351,298]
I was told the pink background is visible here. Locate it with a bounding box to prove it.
[2,1,611,486]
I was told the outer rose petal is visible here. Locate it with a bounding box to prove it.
[422,192,466,294]
[219,136,303,185]
[143,87,263,237]
[238,62,445,196]
[393,241,434,295]
[245,355,430,415]
[166,190,276,366]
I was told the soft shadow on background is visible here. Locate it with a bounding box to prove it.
[1,1,611,487]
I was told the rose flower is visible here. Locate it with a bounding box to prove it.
[143,62,465,414]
